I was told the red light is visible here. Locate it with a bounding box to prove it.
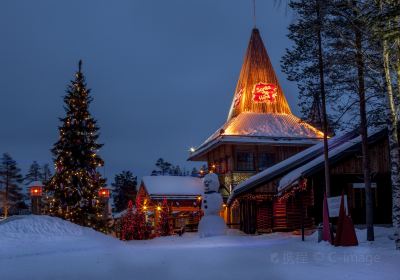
[30,186,42,197]
[98,188,110,198]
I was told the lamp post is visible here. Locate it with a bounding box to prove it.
[29,181,43,215]
[98,187,110,220]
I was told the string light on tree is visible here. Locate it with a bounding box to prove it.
[45,60,108,232]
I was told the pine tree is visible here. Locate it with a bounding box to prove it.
[191,167,199,177]
[282,0,331,127]
[24,161,43,185]
[326,0,388,241]
[0,153,24,217]
[41,163,53,184]
[112,171,137,213]
[171,165,183,176]
[46,60,107,231]
[153,158,172,175]
[281,0,334,196]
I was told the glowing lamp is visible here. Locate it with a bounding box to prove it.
[29,181,43,197]
[98,188,110,198]
[156,206,162,211]
[197,196,202,201]
[30,186,43,197]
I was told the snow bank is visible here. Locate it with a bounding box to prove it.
[0,216,398,280]
[0,215,100,240]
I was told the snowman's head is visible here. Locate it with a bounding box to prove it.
[203,173,219,192]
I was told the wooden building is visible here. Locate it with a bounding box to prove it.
[228,127,395,234]
[138,176,203,231]
[188,28,323,224]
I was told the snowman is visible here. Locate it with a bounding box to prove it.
[198,173,226,237]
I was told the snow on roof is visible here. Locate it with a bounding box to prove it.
[142,176,203,198]
[277,128,384,194]
[208,112,323,142]
[227,129,361,204]
[190,112,323,160]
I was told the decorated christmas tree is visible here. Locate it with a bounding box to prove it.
[46,60,107,231]
[120,200,135,240]
[157,197,171,236]
[132,193,152,240]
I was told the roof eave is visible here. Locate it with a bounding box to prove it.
[188,135,322,162]
[277,128,388,196]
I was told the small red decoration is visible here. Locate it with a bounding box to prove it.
[233,88,243,108]
[30,186,43,197]
[252,82,278,103]
[334,193,358,246]
[120,192,152,240]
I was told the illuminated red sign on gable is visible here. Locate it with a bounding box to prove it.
[233,88,243,108]
[252,83,278,103]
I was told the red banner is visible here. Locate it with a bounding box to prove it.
[252,83,277,103]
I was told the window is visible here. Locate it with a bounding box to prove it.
[258,152,275,170]
[236,152,254,171]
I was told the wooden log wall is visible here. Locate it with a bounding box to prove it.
[256,202,273,233]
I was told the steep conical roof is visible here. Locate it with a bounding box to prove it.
[227,28,291,121]
[188,28,323,162]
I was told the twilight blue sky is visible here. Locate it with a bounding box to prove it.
[0,0,299,183]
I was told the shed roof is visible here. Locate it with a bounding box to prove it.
[141,176,203,200]
[227,129,362,204]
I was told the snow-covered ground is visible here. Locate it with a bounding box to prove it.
[0,216,399,280]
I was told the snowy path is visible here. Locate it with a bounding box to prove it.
[0,216,399,280]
